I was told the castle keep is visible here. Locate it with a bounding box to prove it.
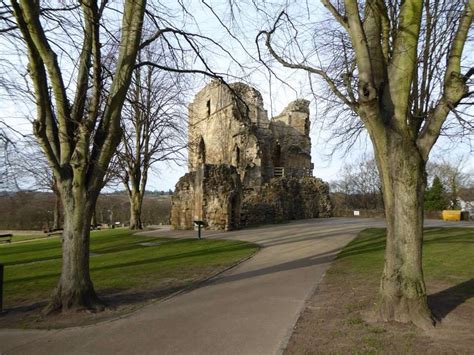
[171,81,332,230]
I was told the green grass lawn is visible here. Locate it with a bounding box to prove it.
[0,229,259,309]
[335,227,474,285]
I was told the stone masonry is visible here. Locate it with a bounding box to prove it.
[171,80,332,230]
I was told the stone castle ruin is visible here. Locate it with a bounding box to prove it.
[171,80,332,230]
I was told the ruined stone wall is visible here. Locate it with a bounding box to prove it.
[270,99,312,175]
[201,164,242,230]
[187,81,314,188]
[187,81,271,189]
[240,176,332,227]
[299,177,332,218]
[172,81,332,231]
[171,172,196,230]
[170,164,242,230]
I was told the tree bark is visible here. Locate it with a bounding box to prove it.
[91,209,98,227]
[129,191,143,230]
[375,134,435,329]
[52,192,61,230]
[44,183,103,314]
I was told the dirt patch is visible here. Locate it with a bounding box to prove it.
[285,271,474,354]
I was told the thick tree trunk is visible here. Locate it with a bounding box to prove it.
[376,138,435,329]
[129,191,143,230]
[44,184,104,314]
[52,193,61,230]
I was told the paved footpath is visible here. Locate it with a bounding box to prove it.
[0,218,464,355]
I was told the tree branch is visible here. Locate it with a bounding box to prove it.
[16,0,73,164]
[257,11,355,110]
[417,0,473,159]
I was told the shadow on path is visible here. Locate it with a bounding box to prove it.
[428,278,474,320]
[211,248,340,286]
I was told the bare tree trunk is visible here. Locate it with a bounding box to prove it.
[91,209,98,227]
[52,192,61,230]
[129,190,143,230]
[44,184,103,314]
[376,137,434,329]
[11,0,147,314]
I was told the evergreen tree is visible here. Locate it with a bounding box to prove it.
[425,176,448,211]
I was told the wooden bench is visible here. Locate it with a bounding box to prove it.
[0,234,12,243]
[46,229,63,237]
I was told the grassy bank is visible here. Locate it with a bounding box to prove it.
[336,227,473,285]
[286,227,474,354]
[0,228,259,328]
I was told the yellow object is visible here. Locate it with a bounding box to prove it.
[442,210,461,221]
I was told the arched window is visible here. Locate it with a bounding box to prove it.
[273,141,281,167]
[233,144,241,166]
[198,136,206,164]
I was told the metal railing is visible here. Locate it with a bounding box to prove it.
[273,167,285,177]
[273,166,313,178]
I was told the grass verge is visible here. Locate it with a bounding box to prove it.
[0,228,259,328]
[285,227,474,354]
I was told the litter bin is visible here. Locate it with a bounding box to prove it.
[442,210,462,221]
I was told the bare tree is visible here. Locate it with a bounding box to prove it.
[332,155,383,210]
[0,131,63,229]
[258,0,473,327]
[15,138,62,229]
[0,120,31,191]
[6,0,147,313]
[118,49,187,230]
[0,127,19,191]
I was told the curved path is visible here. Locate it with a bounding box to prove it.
[0,218,456,354]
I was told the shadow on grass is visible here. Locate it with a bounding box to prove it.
[0,242,61,258]
[336,227,474,260]
[6,241,254,284]
[0,237,161,266]
[0,285,187,325]
[336,229,386,259]
[428,278,474,321]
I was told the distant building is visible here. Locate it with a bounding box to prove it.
[459,188,474,218]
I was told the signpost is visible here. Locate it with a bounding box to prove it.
[193,220,205,239]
